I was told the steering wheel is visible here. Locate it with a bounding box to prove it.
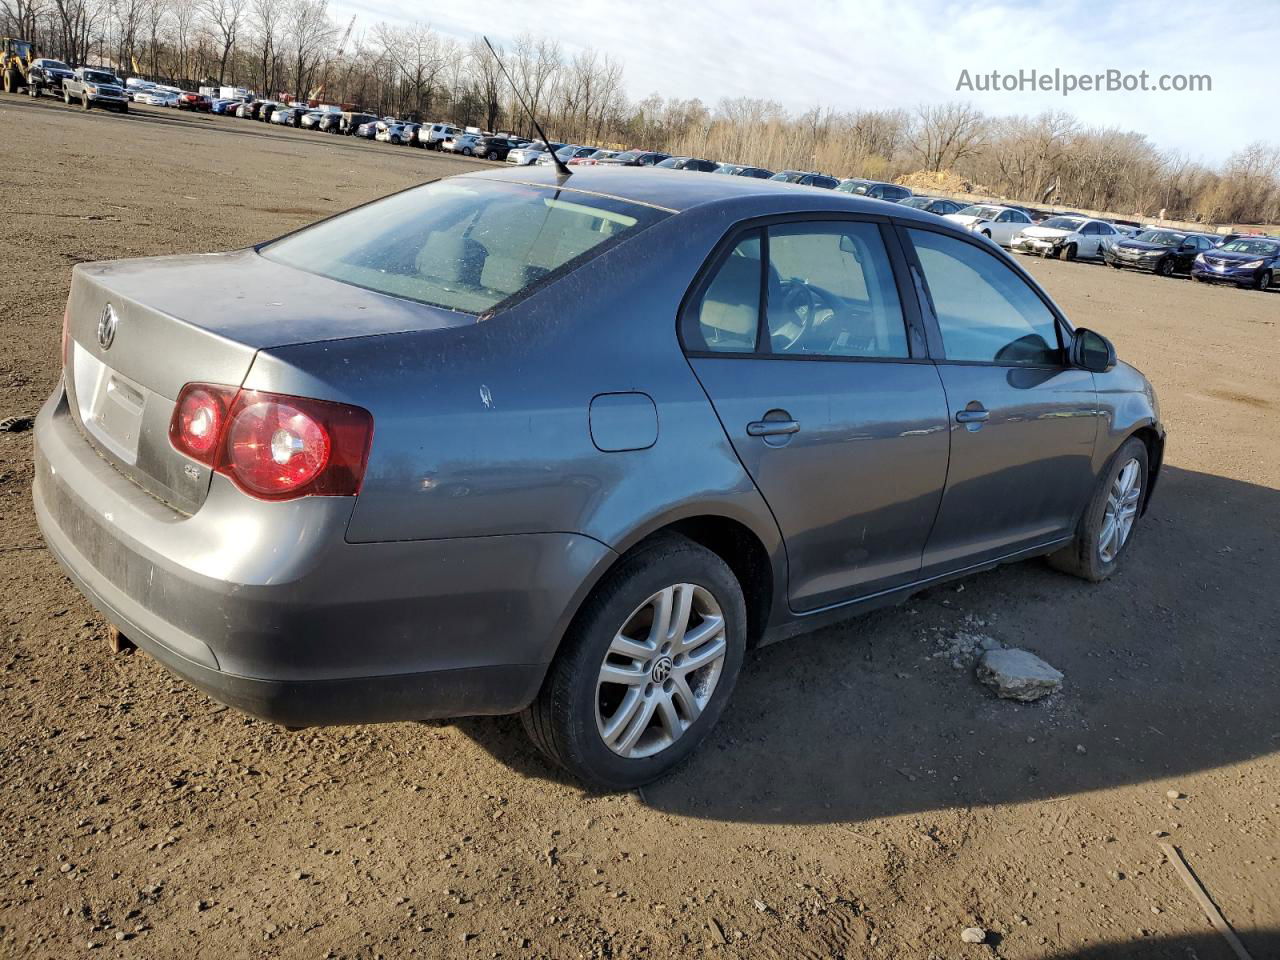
[776,279,845,352]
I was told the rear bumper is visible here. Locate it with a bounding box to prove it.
[34,385,613,726]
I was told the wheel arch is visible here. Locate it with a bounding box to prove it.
[1128,424,1164,514]
[561,510,783,657]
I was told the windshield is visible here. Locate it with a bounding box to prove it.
[1134,231,1183,246]
[901,197,932,208]
[956,205,1001,219]
[262,180,668,315]
[612,150,644,162]
[42,60,71,70]
[1221,239,1279,256]
[1040,217,1086,231]
[770,172,805,183]
[84,71,116,85]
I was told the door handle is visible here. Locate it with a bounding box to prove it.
[747,419,800,437]
[955,408,990,424]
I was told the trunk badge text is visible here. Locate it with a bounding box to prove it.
[97,304,118,350]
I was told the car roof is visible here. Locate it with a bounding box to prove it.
[458,166,953,223]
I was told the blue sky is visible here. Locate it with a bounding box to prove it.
[333,0,1276,165]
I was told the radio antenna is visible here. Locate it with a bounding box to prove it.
[483,36,571,179]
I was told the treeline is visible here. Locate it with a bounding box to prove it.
[4,0,1277,225]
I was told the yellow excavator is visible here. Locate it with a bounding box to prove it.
[1,36,35,94]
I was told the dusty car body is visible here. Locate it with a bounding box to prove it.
[35,167,1164,788]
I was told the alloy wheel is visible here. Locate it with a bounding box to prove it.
[595,583,728,759]
[1099,458,1142,564]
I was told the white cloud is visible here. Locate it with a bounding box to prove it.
[332,0,1276,164]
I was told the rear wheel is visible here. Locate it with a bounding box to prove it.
[1048,437,1149,582]
[522,536,746,790]
[29,80,41,98]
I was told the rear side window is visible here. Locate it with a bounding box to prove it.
[262,180,667,315]
[690,233,763,353]
[767,222,907,358]
[908,228,1062,366]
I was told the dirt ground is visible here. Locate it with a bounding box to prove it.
[1,96,1277,960]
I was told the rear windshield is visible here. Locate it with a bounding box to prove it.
[261,179,668,315]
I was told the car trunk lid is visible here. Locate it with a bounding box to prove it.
[63,249,478,513]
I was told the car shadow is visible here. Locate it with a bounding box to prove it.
[458,465,1280,823]
[1040,929,1277,960]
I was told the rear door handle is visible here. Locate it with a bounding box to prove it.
[955,408,990,423]
[746,419,800,437]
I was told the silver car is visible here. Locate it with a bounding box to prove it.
[35,168,1164,789]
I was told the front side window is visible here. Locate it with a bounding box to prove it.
[263,180,667,315]
[766,222,908,358]
[908,229,1062,366]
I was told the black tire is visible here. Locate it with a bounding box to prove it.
[1254,270,1273,291]
[3,69,17,94]
[1109,261,1122,270]
[521,535,747,790]
[29,80,41,98]
[486,150,499,161]
[64,89,71,105]
[118,103,128,114]
[82,93,91,110]
[1048,437,1149,582]
[1156,256,1175,277]
[462,146,473,156]
[1058,242,1077,261]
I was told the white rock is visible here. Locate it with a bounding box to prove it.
[960,926,986,943]
[976,648,1064,702]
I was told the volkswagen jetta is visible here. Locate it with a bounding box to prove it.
[34,168,1165,789]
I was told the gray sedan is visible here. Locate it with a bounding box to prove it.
[35,168,1164,789]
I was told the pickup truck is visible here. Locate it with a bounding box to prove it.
[62,67,129,112]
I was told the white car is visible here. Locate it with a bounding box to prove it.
[422,122,461,149]
[1011,216,1122,261]
[143,90,180,107]
[506,141,558,166]
[944,204,1033,247]
[442,133,483,156]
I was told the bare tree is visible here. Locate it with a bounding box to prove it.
[204,0,243,83]
[908,102,988,172]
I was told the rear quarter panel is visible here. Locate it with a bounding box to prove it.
[242,207,784,561]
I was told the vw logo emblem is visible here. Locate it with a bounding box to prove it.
[650,655,673,684]
[97,304,119,350]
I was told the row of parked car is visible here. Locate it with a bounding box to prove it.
[34,66,1274,291]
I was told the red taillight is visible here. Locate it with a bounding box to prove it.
[169,383,373,501]
[170,384,236,463]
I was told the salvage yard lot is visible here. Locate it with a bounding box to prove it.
[1,96,1277,960]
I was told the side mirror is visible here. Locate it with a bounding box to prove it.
[1070,328,1116,373]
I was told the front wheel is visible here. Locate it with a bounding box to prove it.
[462,146,473,156]
[81,94,91,110]
[1058,243,1077,261]
[1254,270,1273,291]
[522,536,747,790]
[486,150,499,160]
[1156,257,1175,277]
[1049,437,1149,582]
[29,81,41,98]
[64,89,72,105]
